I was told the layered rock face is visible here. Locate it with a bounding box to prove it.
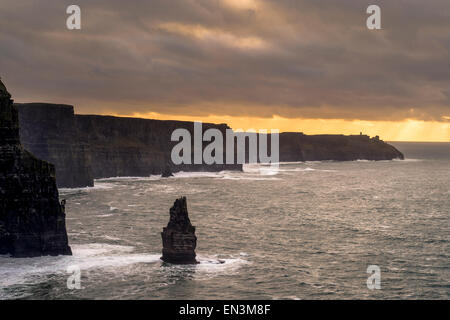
[17,103,93,188]
[0,80,72,257]
[75,115,241,180]
[161,197,198,264]
[278,133,404,161]
[17,104,404,188]
[18,106,241,187]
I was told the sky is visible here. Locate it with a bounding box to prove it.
[0,0,449,141]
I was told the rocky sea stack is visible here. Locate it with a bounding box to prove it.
[0,78,72,257]
[161,165,174,178]
[161,197,198,264]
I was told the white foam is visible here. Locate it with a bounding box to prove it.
[277,167,316,172]
[243,163,278,173]
[59,182,115,194]
[243,163,325,175]
[160,254,250,278]
[172,171,225,178]
[220,172,280,181]
[394,158,423,162]
[102,235,122,241]
[0,243,160,291]
[272,296,301,300]
[355,158,422,163]
[275,161,306,165]
[96,175,162,182]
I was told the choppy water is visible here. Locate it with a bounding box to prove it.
[1,143,449,299]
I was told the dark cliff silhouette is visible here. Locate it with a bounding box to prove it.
[18,104,241,188]
[17,104,404,188]
[0,80,71,257]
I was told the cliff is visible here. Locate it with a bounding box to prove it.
[0,80,72,257]
[75,115,241,179]
[278,133,404,162]
[17,103,93,188]
[17,104,404,188]
[18,105,241,187]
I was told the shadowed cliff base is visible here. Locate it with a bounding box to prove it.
[17,103,404,188]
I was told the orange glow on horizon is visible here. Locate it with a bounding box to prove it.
[90,111,450,142]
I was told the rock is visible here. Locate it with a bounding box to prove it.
[276,132,404,161]
[17,105,242,187]
[17,103,404,189]
[161,165,173,178]
[0,78,72,257]
[17,103,93,188]
[161,197,198,264]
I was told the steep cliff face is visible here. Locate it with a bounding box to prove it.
[278,133,404,161]
[18,106,242,187]
[75,115,241,179]
[17,103,93,188]
[18,104,403,188]
[0,80,72,257]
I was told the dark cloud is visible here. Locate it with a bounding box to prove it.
[0,0,449,121]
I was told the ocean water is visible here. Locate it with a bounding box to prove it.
[0,143,449,300]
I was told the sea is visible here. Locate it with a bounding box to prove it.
[0,142,449,299]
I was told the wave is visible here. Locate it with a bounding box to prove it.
[278,167,316,172]
[394,158,424,162]
[96,214,114,218]
[59,182,115,194]
[0,244,250,296]
[196,255,249,272]
[96,171,229,181]
[355,158,423,162]
[93,170,281,182]
[59,162,335,190]
[172,171,225,178]
[60,163,339,190]
[0,243,161,295]
[221,175,281,181]
[160,254,250,277]
[102,235,122,241]
[96,176,162,182]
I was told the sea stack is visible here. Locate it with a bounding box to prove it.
[161,197,198,264]
[0,78,72,257]
[161,165,173,178]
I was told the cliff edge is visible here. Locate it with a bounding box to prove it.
[0,79,72,257]
[17,104,404,188]
[17,103,93,188]
[279,132,404,162]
